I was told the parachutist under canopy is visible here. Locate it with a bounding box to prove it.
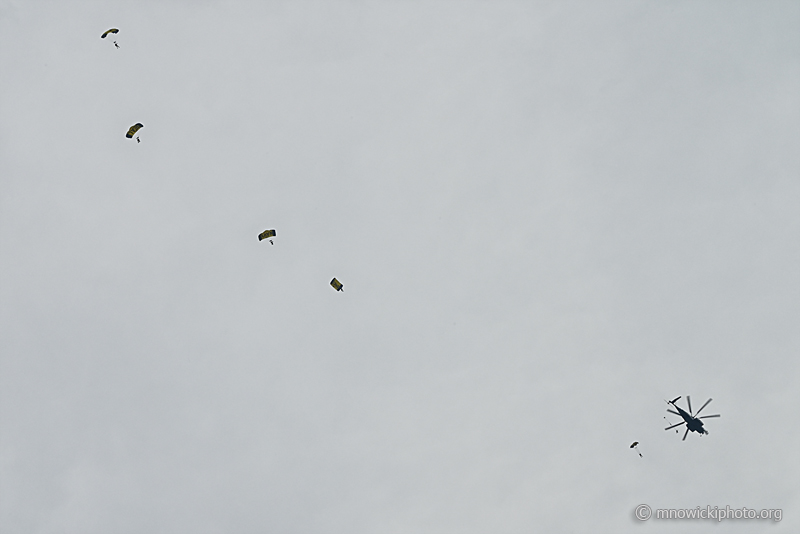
[114,41,120,49]
[136,136,140,143]
[258,229,276,243]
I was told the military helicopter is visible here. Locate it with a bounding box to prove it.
[664,396,720,441]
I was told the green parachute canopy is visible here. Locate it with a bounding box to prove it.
[101,28,119,39]
[126,123,143,138]
[330,278,343,292]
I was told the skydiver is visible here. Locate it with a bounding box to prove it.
[269,239,274,245]
[114,41,120,49]
[136,136,140,143]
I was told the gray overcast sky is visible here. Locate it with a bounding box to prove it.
[1,1,798,532]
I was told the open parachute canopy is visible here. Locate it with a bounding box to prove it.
[258,229,276,241]
[630,442,639,448]
[101,28,119,39]
[330,278,343,292]
[126,123,144,138]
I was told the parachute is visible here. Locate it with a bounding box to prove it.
[629,442,638,448]
[330,278,343,292]
[101,28,119,39]
[126,123,144,138]
[630,442,642,458]
[258,229,276,242]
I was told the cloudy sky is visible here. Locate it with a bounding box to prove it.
[1,1,798,532]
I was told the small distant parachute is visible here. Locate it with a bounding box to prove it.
[258,229,276,244]
[101,28,119,39]
[630,442,642,458]
[330,278,343,292]
[126,123,143,138]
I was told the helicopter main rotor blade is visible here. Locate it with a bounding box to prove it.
[698,414,720,419]
[686,396,692,415]
[667,409,681,416]
[695,398,713,416]
[668,396,681,404]
[665,421,686,431]
[682,427,690,441]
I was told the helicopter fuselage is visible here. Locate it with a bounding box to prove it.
[671,403,707,434]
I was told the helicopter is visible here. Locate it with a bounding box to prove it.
[664,396,720,441]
